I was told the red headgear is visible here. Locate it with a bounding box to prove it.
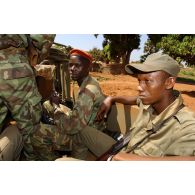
[70,49,93,63]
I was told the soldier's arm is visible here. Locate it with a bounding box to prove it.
[0,38,19,49]
[96,95,138,121]
[53,90,95,135]
[30,34,56,62]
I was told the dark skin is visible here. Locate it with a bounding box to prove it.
[96,70,195,161]
[50,55,90,106]
[68,55,90,86]
[96,71,175,120]
[136,71,176,114]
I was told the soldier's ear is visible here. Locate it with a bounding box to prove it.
[165,77,176,89]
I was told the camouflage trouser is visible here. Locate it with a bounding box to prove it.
[30,123,116,161]
[30,122,91,160]
[0,76,42,160]
[28,101,116,161]
[55,126,116,161]
[29,123,71,160]
[43,101,115,160]
[0,125,23,160]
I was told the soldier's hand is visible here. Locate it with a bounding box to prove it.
[95,96,112,122]
[50,91,60,106]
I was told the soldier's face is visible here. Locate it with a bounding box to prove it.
[137,71,169,105]
[68,56,89,82]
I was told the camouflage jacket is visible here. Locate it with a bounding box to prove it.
[54,75,106,135]
[0,34,55,79]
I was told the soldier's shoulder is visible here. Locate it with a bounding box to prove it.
[175,106,195,126]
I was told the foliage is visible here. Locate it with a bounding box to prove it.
[88,47,107,62]
[102,34,141,73]
[180,67,195,78]
[102,34,141,64]
[140,34,167,62]
[141,34,195,66]
[157,35,195,65]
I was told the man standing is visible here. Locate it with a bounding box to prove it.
[0,34,55,160]
[96,53,195,160]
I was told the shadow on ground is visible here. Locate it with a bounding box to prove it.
[181,91,195,98]
[176,77,195,85]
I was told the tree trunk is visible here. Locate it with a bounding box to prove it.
[121,50,131,74]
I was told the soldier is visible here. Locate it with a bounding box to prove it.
[0,34,55,160]
[31,49,115,160]
[96,53,195,160]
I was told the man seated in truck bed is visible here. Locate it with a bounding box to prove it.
[96,53,195,161]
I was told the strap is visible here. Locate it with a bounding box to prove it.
[72,81,76,104]
[125,103,185,153]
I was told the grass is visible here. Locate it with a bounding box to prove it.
[94,75,111,82]
[92,67,195,84]
[178,67,195,84]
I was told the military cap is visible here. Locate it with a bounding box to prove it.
[125,53,180,77]
[70,49,93,63]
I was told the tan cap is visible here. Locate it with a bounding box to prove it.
[125,53,180,77]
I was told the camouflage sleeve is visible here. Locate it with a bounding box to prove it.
[54,88,95,135]
[30,34,56,61]
[34,64,55,80]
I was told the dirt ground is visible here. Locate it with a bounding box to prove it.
[90,72,195,111]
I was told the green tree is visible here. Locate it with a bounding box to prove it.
[102,34,141,73]
[88,47,107,62]
[157,35,195,65]
[140,34,167,62]
[141,34,195,66]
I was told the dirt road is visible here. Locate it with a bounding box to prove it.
[91,72,195,111]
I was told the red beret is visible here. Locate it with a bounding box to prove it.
[70,49,93,63]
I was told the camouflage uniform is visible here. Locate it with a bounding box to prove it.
[54,75,106,134]
[31,75,110,160]
[0,34,55,160]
